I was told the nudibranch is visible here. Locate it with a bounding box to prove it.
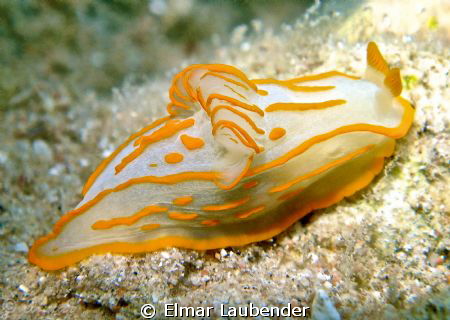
[29,42,414,270]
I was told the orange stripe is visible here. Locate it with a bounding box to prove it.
[277,188,304,201]
[252,78,335,92]
[242,180,258,189]
[82,116,171,196]
[210,105,265,134]
[212,120,261,153]
[169,86,192,110]
[181,71,197,101]
[183,70,198,101]
[201,219,220,226]
[266,99,346,112]
[224,84,248,101]
[202,64,257,91]
[201,71,249,90]
[206,94,264,116]
[172,196,193,206]
[196,87,207,112]
[140,223,160,231]
[202,196,250,211]
[115,118,194,174]
[168,212,199,221]
[287,71,360,83]
[91,205,168,230]
[235,205,265,219]
[247,97,414,176]
[215,155,253,190]
[269,145,375,193]
[173,78,192,102]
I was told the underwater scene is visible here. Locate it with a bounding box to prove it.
[1,0,449,319]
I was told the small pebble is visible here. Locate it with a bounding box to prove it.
[312,290,340,320]
[160,251,170,259]
[32,140,54,162]
[14,242,28,253]
[18,284,29,294]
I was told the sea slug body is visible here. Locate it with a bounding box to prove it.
[29,42,414,270]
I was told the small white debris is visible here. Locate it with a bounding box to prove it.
[240,42,251,52]
[18,284,29,294]
[160,251,171,259]
[220,249,228,257]
[48,163,65,176]
[312,290,340,320]
[14,242,28,253]
[79,158,89,167]
[309,253,319,264]
[102,148,114,158]
[76,275,85,282]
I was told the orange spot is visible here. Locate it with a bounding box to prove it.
[172,196,193,206]
[202,196,250,211]
[91,205,168,230]
[235,205,265,219]
[115,118,194,174]
[180,134,205,150]
[242,180,258,189]
[82,116,170,196]
[269,145,375,193]
[269,128,286,140]
[265,100,346,112]
[165,152,184,164]
[140,224,160,231]
[149,163,158,167]
[168,212,199,221]
[201,219,220,227]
